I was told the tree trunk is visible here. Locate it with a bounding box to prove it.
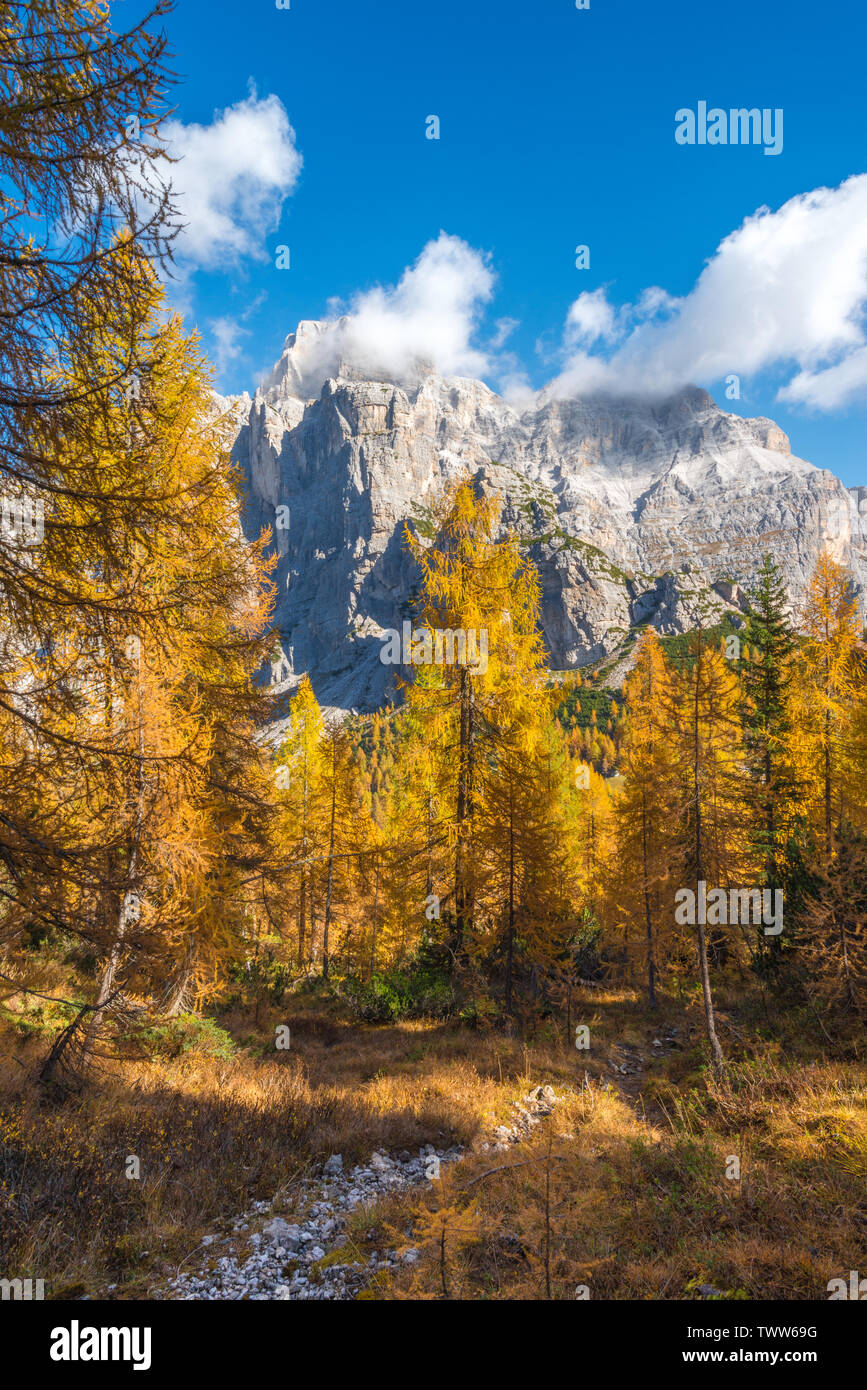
[640,792,657,1011]
[505,784,515,1016]
[368,859,380,980]
[692,636,725,1077]
[322,739,338,980]
[84,648,146,1065]
[297,860,306,966]
[453,668,474,957]
[298,751,310,964]
[162,936,196,1016]
[824,703,832,862]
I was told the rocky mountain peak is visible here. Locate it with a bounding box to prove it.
[220,323,866,721]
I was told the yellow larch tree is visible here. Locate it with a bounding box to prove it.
[608,629,677,1009]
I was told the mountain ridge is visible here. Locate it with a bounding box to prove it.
[217,322,867,717]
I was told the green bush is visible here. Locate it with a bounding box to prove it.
[336,953,455,1023]
[228,952,292,1005]
[139,1013,236,1059]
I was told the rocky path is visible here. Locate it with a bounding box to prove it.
[165,1084,560,1301]
[604,1025,683,1097]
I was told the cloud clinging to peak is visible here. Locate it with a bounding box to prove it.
[237,174,867,415]
[551,175,867,408]
[273,233,497,395]
[337,232,495,379]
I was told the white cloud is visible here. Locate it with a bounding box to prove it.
[564,288,619,348]
[277,233,496,395]
[780,346,867,410]
[551,175,867,410]
[489,316,520,350]
[209,316,249,375]
[341,233,494,378]
[164,92,302,269]
[207,291,267,380]
[250,175,867,414]
[498,370,536,407]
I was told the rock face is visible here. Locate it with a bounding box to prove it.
[222,321,867,716]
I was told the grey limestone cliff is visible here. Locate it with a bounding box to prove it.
[220,321,867,715]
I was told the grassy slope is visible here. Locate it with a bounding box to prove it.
[1,967,864,1301]
[383,985,867,1301]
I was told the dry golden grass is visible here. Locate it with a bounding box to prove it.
[380,1040,867,1301]
[1,981,864,1301]
[0,998,573,1297]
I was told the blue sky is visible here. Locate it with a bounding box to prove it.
[144,0,867,484]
